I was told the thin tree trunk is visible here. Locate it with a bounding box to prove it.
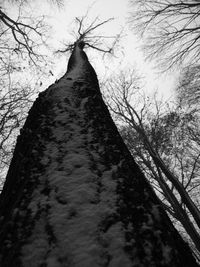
[0,41,198,267]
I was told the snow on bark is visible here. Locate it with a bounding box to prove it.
[0,41,198,267]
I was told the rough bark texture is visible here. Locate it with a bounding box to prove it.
[0,42,198,267]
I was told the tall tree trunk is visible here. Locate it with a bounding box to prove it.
[0,41,198,267]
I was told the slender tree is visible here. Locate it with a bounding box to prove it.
[105,70,200,256]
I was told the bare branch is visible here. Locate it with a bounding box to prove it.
[56,15,121,56]
[103,69,200,253]
[0,8,49,65]
[129,0,200,70]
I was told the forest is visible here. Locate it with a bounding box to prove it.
[0,0,200,266]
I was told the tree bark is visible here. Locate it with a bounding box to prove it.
[0,41,198,267]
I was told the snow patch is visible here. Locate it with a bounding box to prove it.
[66,46,87,80]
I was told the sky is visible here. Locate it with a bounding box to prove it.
[8,0,179,100]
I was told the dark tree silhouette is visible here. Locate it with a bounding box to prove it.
[0,40,198,266]
[130,0,200,69]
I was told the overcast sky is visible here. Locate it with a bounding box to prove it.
[9,0,179,99]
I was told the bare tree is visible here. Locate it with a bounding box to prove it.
[4,0,63,7]
[0,4,50,67]
[129,0,200,70]
[0,2,123,189]
[176,64,200,108]
[104,69,200,257]
[0,0,60,188]
[0,70,39,186]
[56,14,122,56]
[0,25,198,267]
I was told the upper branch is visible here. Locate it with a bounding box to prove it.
[56,15,121,56]
[130,0,200,69]
[0,8,48,64]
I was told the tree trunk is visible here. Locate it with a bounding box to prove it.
[0,41,198,267]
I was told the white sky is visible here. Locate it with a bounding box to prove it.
[9,0,179,100]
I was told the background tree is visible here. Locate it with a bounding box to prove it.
[176,64,200,108]
[0,0,62,188]
[129,0,200,70]
[104,69,200,258]
[0,73,37,186]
